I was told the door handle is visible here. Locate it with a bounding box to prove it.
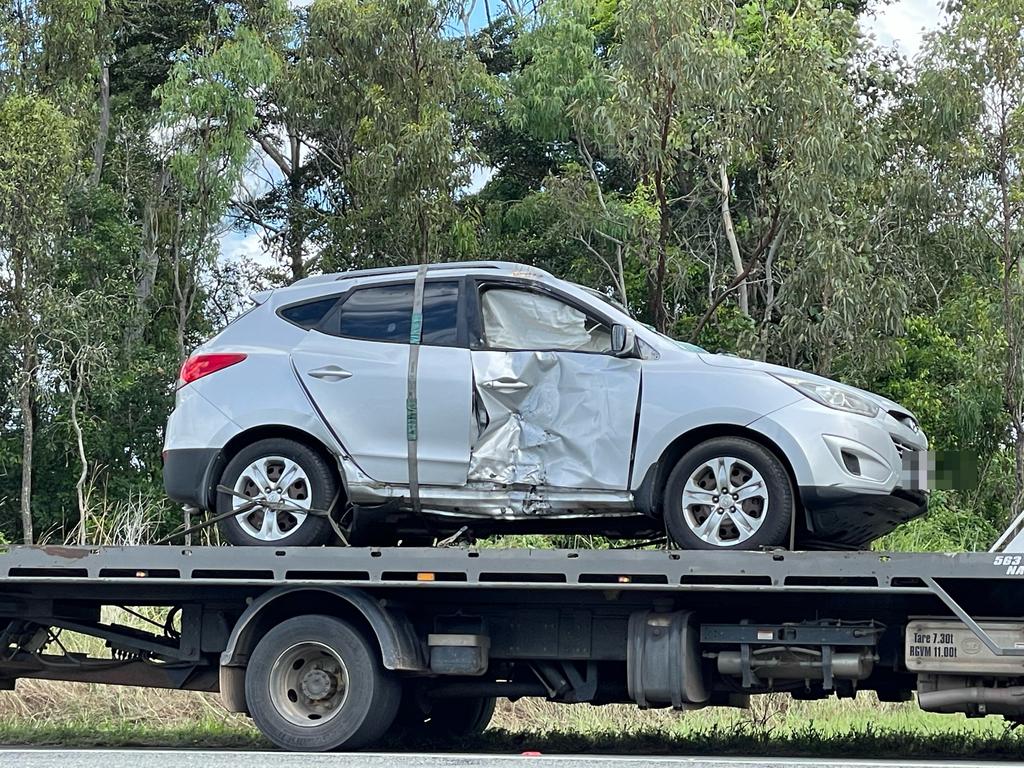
[307,365,353,382]
[480,377,528,393]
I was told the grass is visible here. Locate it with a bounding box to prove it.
[2,682,1024,758]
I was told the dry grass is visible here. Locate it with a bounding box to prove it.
[0,682,1021,757]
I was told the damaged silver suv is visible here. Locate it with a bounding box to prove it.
[163,261,928,550]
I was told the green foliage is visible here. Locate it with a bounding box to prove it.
[876,491,1000,553]
[0,95,76,239]
[293,0,497,268]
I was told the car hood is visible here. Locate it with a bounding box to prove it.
[696,353,914,419]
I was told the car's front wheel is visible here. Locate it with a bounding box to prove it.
[217,438,337,546]
[663,436,793,550]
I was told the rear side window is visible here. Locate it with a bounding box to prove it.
[335,281,460,345]
[279,297,340,330]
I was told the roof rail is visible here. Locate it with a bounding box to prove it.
[290,261,541,288]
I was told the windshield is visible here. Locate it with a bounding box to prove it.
[574,285,708,353]
[576,285,629,315]
[640,323,706,353]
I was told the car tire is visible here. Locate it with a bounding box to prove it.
[663,437,793,550]
[217,438,337,547]
[394,684,495,739]
[244,614,402,751]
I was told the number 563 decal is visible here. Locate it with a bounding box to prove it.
[994,554,1024,574]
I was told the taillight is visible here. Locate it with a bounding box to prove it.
[178,353,247,386]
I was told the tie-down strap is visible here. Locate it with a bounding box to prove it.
[406,264,428,515]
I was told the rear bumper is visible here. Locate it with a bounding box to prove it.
[163,447,219,510]
[799,487,928,549]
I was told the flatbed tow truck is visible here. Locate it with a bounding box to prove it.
[1,543,1023,751]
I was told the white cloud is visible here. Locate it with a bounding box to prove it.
[466,164,496,195]
[220,229,275,269]
[862,0,943,60]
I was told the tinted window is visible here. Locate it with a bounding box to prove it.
[280,297,340,329]
[337,281,459,345]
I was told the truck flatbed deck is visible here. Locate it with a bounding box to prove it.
[1,545,1022,751]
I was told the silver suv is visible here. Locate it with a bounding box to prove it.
[163,261,928,550]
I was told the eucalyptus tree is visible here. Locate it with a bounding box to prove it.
[0,96,77,543]
[156,0,288,357]
[292,0,495,270]
[514,0,891,347]
[912,0,1024,521]
[37,287,121,543]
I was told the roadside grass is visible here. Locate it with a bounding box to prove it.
[2,682,1023,758]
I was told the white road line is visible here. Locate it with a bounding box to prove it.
[0,750,1021,768]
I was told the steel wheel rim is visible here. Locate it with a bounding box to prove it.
[680,455,769,547]
[269,641,350,727]
[233,455,312,541]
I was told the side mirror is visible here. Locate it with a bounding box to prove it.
[611,324,637,357]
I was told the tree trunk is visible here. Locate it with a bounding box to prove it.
[126,169,167,351]
[12,239,34,545]
[646,99,675,334]
[995,93,1024,522]
[71,376,89,545]
[647,168,669,333]
[719,162,749,318]
[19,335,35,545]
[88,64,110,190]
[286,130,305,281]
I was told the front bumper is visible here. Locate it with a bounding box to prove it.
[799,486,928,549]
[749,398,927,495]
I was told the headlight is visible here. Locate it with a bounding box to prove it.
[771,373,879,418]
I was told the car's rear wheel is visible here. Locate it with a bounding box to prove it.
[663,437,793,550]
[217,438,337,546]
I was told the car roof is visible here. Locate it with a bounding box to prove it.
[289,261,553,289]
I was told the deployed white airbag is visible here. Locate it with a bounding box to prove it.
[481,288,610,353]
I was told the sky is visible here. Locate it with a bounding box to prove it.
[866,0,942,60]
[219,0,945,272]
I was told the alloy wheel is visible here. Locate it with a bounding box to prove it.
[233,455,312,541]
[680,455,769,547]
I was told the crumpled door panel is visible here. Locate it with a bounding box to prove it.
[468,350,641,490]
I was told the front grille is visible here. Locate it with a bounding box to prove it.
[891,436,916,457]
[888,409,920,434]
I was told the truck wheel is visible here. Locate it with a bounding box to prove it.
[244,614,401,752]
[395,687,496,738]
[217,438,336,546]
[663,437,793,550]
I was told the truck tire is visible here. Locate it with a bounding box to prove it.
[663,437,793,550]
[395,686,496,738]
[217,438,337,547]
[244,614,401,751]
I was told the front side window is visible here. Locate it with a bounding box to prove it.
[335,281,459,345]
[479,287,611,353]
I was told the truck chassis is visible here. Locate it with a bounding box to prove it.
[0,545,1023,750]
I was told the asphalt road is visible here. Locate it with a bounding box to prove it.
[1,752,1022,768]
